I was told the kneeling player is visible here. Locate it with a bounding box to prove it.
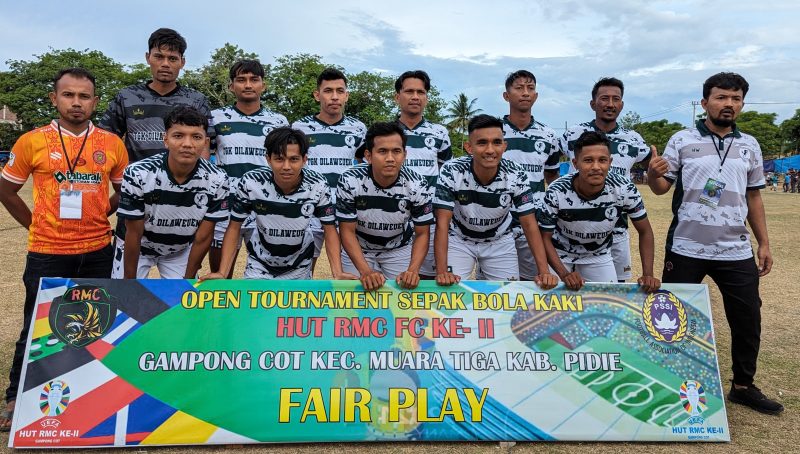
[433,114,556,288]
[114,107,229,279]
[538,130,660,291]
[337,122,433,291]
[201,127,351,280]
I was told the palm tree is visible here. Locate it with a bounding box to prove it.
[446,93,482,150]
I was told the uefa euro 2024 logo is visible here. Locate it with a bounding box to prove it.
[679,380,707,425]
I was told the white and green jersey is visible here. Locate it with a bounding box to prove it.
[336,163,433,252]
[210,105,288,180]
[292,115,366,189]
[434,157,536,242]
[662,120,765,261]
[231,167,334,276]
[398,117,452,186]
[538,172,647,264]
[503,115,561,196]
[118,153,229,257]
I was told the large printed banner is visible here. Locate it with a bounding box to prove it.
[11,279,729,447]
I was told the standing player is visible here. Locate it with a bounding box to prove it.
[113,107,228,279]
[502,70,561,281]
[293,68,365,273]
[648,73,783,415]
[0,68,128,429]
[208,59,288,277]
[394,70,452,278]
[560,77,654,282]
[337,122,433,291]
[201,127,350,281]
[539,131,659,291]
[433,114,556,288]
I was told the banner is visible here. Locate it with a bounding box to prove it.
[10,279,729,447]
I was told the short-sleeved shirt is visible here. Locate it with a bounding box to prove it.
[2,121,128,254]
[538,172,647,264]
[98,82,212,163]
[118,153,229,257]
[293,115,366,189]
[662,120,765,261]
[336,163,433,252]
[231,167,333,275]
[435,157,536,242]
[398,118,452,186]
[211,105,288,179]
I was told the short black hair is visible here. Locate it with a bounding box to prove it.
[703,72,749,99]
[365,122,406,152]
[164,106,208,132]
[504,70,536,90]
[317,68,347,87]
[395,70,431,92]
[573,130,610,156]
[264,127,309,158]
[468,114,503,134]
[53,68,96,91]
[591,77,624,99]
[229,59,265,80]
[148,28,187,55]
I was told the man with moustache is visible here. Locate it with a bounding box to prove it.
[648,72,783,415]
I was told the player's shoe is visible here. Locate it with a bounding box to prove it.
[728,383,784,415]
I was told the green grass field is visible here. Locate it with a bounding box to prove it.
[0,184,797,453]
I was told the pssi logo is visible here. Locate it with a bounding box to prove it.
[48,285,117,348]
[642,290,687,343]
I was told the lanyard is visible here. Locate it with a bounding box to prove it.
[714,134,734,173]
[57,122,90,175]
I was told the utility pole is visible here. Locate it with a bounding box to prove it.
[691,101,701,125]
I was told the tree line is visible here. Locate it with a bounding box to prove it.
[1,45,799,160]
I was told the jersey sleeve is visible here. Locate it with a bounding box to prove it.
[335,172,358,222]
[622,180,647,221]
[437,128,453,166]
[230,177,252,222]
[537,187,559,232]
[97,93,127,138]
[662,134,682,183]
[544,131,562,170]
[204,173,229,222]
[109,137,129,184]
[747,139,766,189]
[197,96,216,146]
[511,170,536,216]
[633,133,652,164]
[315,182,336,225]
[433,162,456,211]
[558,129,573,161]
[118,167,145,220]
[1,134,33,185]
[410,179,434,226]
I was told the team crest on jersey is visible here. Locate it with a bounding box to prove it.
[534,141,546,152]
[133,108,145,116]
[500,194,511,207]
[617,143,628,156]
[262,125,273,136]
[302,202,315,216]
[346,135,356,147]
[219,125,232,133]
[397,199,408,213]
[739,148,750,159]
[424,137,436,148]
[356,197,368,209]
[40,380,70,416]
[93,150,106,165]
[605,206,618,221]
[642,291,687,344]
[457,193,470,203]
[195,193,208,207]
[49,285,117,348]
[679,380,707,424]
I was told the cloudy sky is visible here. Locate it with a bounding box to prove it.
[2,0,798,131]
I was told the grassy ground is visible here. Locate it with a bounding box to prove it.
[0,184,797,453]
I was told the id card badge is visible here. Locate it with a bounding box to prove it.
[698,178,726,208]
[59,189,83,219]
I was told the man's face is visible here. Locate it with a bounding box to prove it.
[573,144,612,187]
[590,85,624,123]
[49,75,98,126]
[465,127,507,173]
[164,124,208,167]
[365,133,405,181]
[395,78,428,116]
[268,144,307,188]
[702,87,744,128]
[146,45,185,83]
[230,71,265,103]
[503,77,538,113]
[314,79,349,118]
